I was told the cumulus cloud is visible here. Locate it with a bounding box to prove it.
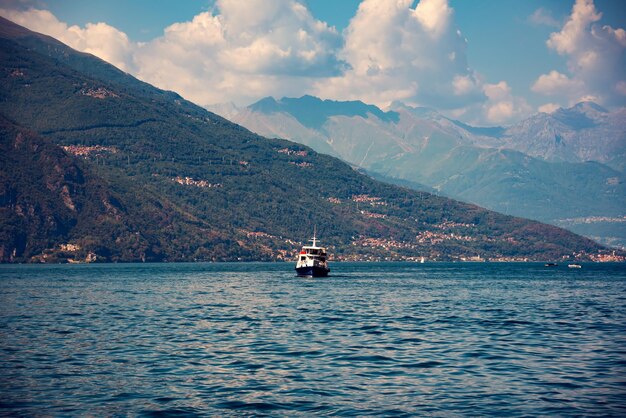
[0,0,535,124]
[446,80,532,125]
[414,0,452,37]
[135,0,345,105]
[0,8,134,71]
[482,81,532,124]
[312,0,535,124]
[1,0,343,106]
[313,0,488,112]
[453,74,479,96]
[538,103,560,114]
[532,70,583,96]
[532,0,626,107]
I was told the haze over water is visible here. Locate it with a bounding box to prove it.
[1,262,625,416]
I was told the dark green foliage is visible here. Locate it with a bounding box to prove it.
[0,17,613,262]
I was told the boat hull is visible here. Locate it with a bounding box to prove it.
[295,266,330,277]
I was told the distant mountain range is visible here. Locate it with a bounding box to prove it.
[501,102,626,171]
[220,96,626,249]
[0,17,612,263]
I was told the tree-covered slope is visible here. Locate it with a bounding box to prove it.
[0,117,232,262]
[0,17,612,262]
[233,97,625,248]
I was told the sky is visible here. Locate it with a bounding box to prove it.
[1,0,625,125]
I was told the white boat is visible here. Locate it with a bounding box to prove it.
[568,263,582,268]
[295,230,330,277]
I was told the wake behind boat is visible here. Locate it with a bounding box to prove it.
[295,231,330,277]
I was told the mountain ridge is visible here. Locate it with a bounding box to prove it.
[229,95,625,248]
[0,18,616,262]
[249,95,400,131]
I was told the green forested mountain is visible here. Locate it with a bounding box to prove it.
[0,18,611,262]
[232,97,625,249]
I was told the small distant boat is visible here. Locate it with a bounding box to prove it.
[544,262,558,267]
[568,263,582,269]
[295,230,330,277]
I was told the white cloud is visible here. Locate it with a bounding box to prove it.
[414,0,452,38]
[1,1,343,106]
[484,81,511,102]
[546,0,601,55]
[313,0,486,112]
[0,0,544,125]
[135,0,345,105]
[529,8,560,28]
[532,0,626,107]
[0,8,134,71]
[310,0,531,125]
[532,70,582,96]
[538,103,560,114]
[482,81,532,124]
[438,80,533,126]
[453,74,479,96]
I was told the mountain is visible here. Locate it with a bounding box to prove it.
[501,102,626,172]
[0,17,613,262]
[0,116,214,263]
[231,96,626,249]
[204,102,241,120]
[249,95,400,129]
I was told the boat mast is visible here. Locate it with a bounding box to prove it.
[311,225,317,247]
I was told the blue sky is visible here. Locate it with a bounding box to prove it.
[1,0,624,125]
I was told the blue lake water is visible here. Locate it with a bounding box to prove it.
[1,262,625,416]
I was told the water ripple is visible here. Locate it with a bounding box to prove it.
[1,262,625,416]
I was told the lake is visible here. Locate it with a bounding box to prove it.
[1,262,625,416]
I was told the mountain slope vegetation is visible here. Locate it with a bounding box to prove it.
[232,96,625,248]
[0,17,611,262]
